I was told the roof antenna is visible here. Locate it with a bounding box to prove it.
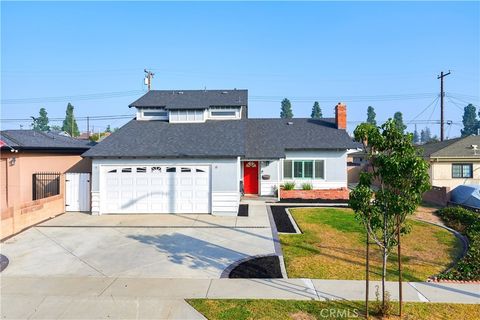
[204,86,207,92]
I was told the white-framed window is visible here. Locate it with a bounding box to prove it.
[283,160,325,179]
[208,106,240,119]
[137,107,169,121]
[169,109,205,123]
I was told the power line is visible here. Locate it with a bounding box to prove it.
[447,94,478,108]
[0,114,134,123]
[407,96,440,124]
[1,90,144,104]
[446,97,466,112]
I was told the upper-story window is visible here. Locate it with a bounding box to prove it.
[170,109,205,123]
[137,107,169,121]
[209,106,241,119]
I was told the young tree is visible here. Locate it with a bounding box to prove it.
[280,98,293,119]
[350,120,430,317]
[366,106,377,126]
[31,107,50,131]
[310,101,322,119]
[393,112,407,133]
[461,104,478,136]
[105,125,112,133]
[62,103,80,137]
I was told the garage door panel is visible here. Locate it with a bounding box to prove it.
[102,165,211,214]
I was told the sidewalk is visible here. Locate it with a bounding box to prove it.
[1,276,479,319]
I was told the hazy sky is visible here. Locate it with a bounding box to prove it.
[2,1,479,137]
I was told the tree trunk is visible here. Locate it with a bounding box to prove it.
[397,215,403,318]
[366,233,370,319]
[382,211,387,311]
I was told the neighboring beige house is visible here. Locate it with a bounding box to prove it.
[420,135,480,205]
[0,130,91,239]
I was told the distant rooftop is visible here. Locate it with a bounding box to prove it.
[0,130,93,152]
[419,135,480,159]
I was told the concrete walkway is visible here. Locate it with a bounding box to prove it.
[1,276,479,319]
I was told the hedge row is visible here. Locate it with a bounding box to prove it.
[435,206,480,281]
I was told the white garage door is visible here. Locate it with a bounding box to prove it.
[102,165,210,214]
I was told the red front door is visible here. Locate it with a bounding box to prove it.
[243,161,259,194]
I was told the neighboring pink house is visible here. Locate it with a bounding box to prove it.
[0,130,91,239]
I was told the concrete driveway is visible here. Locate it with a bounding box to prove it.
[0,203,275,278]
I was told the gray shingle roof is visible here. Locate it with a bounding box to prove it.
[83,118,358,158]
[420,135,480,158]
[128,90,248,109]
[245,118,358,158]
[0,130,93,151]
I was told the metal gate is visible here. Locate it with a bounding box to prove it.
[65,173,91,212]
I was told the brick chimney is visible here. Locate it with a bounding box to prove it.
[335,102,347,130]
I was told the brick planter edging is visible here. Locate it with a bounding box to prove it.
[280,188,349,200]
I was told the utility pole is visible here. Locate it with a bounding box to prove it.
[437,70,451,141]
[87,116,90,137]
[144,69,155,91]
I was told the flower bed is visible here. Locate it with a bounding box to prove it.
[435,206,480,281]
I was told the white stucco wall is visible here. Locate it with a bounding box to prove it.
[430,160,480,189]
[90,157,240,216]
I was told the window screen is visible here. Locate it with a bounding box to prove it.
[452,164,473,178]
[314,160,325,179]
[293,161,303,178]
[283,160,292,179]
[303,161,314,178]
[211,111,236,116]
[143,111,167,117]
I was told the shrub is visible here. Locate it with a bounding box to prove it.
[301,183,313,190]
[373,286,393,317]
[282,182,296,190]
[436,206,480,280]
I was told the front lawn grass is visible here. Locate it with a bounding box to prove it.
[188,299,480,320]
[280,207,462,281]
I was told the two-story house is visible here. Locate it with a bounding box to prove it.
[82,89,357,216]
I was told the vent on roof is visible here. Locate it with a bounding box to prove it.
[178,91,184,94]
[287,121,293,125]
[222,91,228,94]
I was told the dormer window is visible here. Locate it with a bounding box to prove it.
[144,111,168,117]
[137,107,169,121]
[209,106,240,119]
[169,109,205,123]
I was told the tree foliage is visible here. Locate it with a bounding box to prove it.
[461,104,478,137]
[31,107,50,131]
[310,101,322,119]
[349,119,430,314]
[280,98,293,118]
[366,106,377,126]
[393,112,407,133]
[62,103,80,137]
